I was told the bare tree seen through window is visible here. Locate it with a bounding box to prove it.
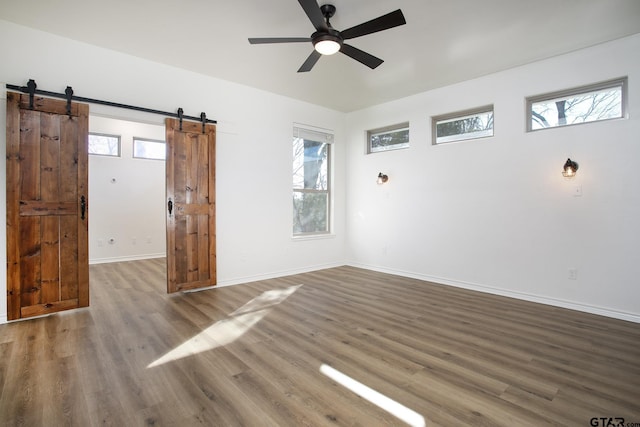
[434,109,494,144]
[530,82,624,130]
[88,133,120,156]
[293,137,329,234]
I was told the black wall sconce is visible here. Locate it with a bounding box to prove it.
[562,158,579,178]
[377,172,389,184]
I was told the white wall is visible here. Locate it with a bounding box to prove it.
[88,116,166,263]
[0,19,346,323]
[2,18,639,324]
[345,34,640,322]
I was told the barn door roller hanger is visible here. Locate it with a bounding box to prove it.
[6,79,216,132]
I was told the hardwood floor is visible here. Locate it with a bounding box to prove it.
[1,259,639,426]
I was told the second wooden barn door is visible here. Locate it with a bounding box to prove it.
[165,118,216,293]
[5,92,89,320]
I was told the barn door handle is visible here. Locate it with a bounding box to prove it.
[80,196,86,220]
[168,199,173,216]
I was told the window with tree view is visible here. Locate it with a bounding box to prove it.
[133,138,166,160]
[293,126,332,236]
[88,133,120,156]
[528,78,626,131]
[368,122,409,153]
[433,106,494,144]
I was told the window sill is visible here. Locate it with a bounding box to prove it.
[292,233,336,242]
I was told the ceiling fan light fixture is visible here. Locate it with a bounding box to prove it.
[314,39,341,55]
[313,31,342,55]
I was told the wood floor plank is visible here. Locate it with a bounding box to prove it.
[0,260,639,426]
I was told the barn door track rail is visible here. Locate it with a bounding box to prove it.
[6,79,216,131]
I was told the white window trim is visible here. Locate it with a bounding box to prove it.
[88,132,121,157]
[291,233,336,242]
[133,137,166,160]
[367,122,410,154]
[526,77,627,132]
[432,105,494,145]
[292,123,334,238]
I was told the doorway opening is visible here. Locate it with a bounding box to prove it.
[88,115,167,266]
[88,115,168,294]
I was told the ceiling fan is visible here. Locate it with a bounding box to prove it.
[248,0,406,72]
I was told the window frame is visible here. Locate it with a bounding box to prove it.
[88,132,121,157]
[432,105,494,145]
[526,77,627,132]
[367,122,410,154]
[292,125,333,238]
[132,137,167,160]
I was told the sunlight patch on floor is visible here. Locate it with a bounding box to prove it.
[148,284,302,368]
[320,364,425,427]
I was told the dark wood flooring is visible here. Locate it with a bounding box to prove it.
[1,259,639,426]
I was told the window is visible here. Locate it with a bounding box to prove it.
[527,77,626,131]
[293,125,333,236]
[88,133,120,156]
[433,106,494,144]
[367,122,409,153]
[133,138,166,160]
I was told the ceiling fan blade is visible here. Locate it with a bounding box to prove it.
[340,44,384,69]
[298,50,322,72]
[298,0,328,31]
[248,37,311,44]
[341,9,406,40]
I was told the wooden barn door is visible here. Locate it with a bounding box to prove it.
[6,92,89,320]
[165,118,216,293]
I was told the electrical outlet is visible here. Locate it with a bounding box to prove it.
[132,237,137,245]
[97,239,103,247]
[568,268,578,280]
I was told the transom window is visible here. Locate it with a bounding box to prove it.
[293,125,333,236]
[433,106,494,144]
[88,133,120,156]
[133,138,166,160]
[367,122,410,153]
[527,77,626,131]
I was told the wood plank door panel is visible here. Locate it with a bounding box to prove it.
[6,92,89,320]
[165,118,216,293]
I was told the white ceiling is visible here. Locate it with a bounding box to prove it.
[2,0,640,112]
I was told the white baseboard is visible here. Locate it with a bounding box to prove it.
[348,262,640,324]
[89,253,166,265]
[6,260,636,325]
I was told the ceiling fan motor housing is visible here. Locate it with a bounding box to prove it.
[312,28,343,49]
